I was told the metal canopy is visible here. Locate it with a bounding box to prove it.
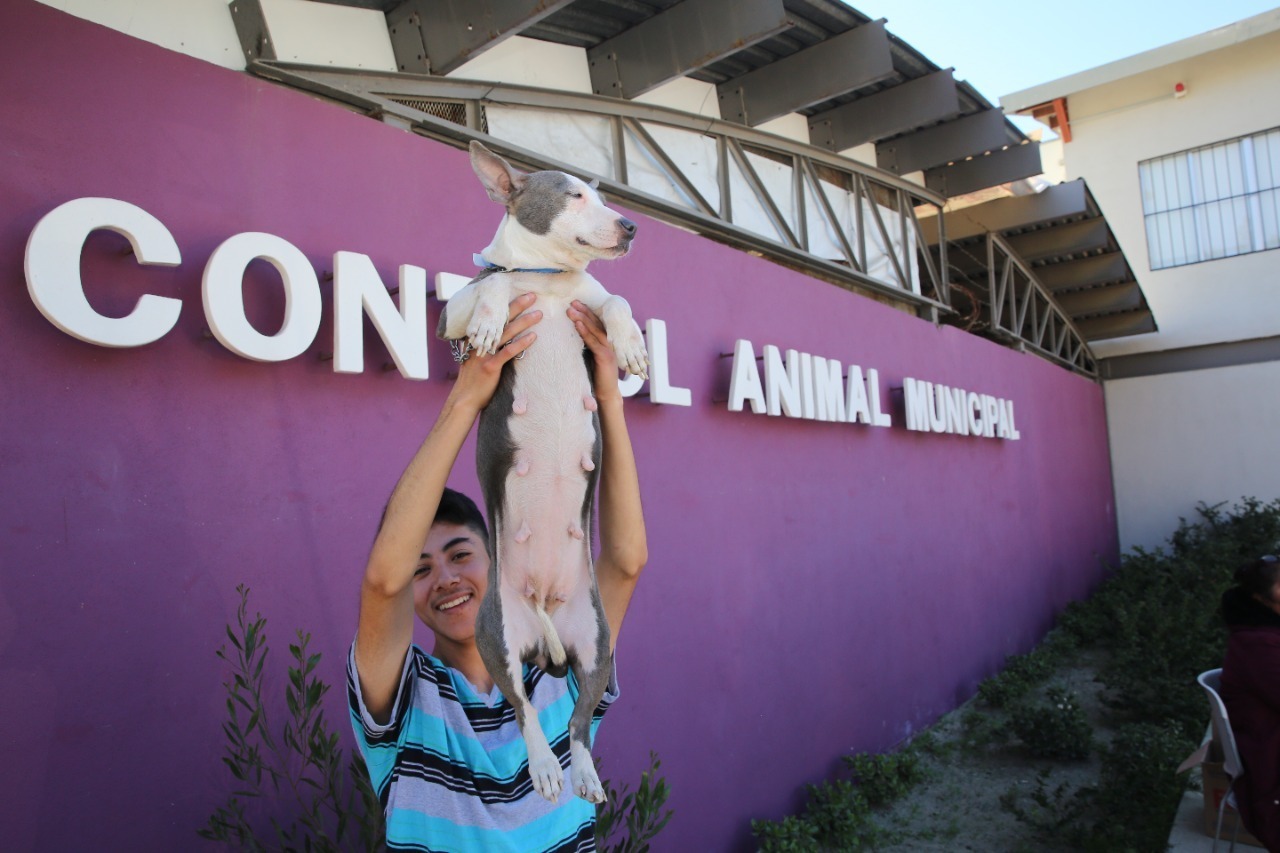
[253,2,1156,374]
[717,20,894,127]
[808,70,959,152]
[298,0,1030,200]
[388,0,577,76]
[921,181,1156,344]
[587,0,792,99]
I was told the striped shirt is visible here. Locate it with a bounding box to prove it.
[348,643,618,852]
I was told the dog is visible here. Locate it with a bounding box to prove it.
[437,141,647,804]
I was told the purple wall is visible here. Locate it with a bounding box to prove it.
[0,3,1117,850]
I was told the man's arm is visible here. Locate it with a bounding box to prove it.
[356,294,540,722]
[570,301,647,651]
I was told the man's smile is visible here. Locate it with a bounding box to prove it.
[436,592,473,612]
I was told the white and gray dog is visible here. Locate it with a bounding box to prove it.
[437,142,647,804]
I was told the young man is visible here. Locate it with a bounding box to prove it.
[349,293,647,851]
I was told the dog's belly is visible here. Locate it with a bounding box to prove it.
[499,305,598,608]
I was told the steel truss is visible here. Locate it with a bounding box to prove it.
[248,61,1097,377]
[985,234,1097,377]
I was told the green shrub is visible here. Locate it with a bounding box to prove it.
[199,585,385,851]
[752,815,821,852]
[841,750,925,807]
[595,751,675,853]
[1088,721,1194,851]
[1009,687,1092,761]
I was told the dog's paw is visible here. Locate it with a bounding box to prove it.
[526,741,564,804]
[465,301,505,355]
[570,745,606,804]
[611,327,649,380]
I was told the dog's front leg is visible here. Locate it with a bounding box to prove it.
[437,274,513,355]
[575,285,648,379]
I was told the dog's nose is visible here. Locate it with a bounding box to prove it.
[618,218,637,236]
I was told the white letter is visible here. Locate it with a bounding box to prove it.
[764,345,802,417]
[799,353,816,420]
[1007,400,1021,440]
[995,397,1010,439]
[982,395,1000,438]
[334,252,428,379]
[203,232,322,362]
[903,377,930,432]
[728,339,765,413]
[813,358,845,423]
[434,271,470,301]
[846,365,871,424]
[946,386,969,436]
[968,392,983,435]
[646,319,691,406]
[868,368,892,427]
[25,197,182,347]
[929,382,949,432]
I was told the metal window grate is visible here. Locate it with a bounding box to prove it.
[385,97,486,133]
[1139,126,1280,270]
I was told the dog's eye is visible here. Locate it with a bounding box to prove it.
[569,191,583,199]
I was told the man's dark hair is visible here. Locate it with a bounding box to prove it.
[1235,555,1280,599]
[375,488,489,545]
[435,488,489,544]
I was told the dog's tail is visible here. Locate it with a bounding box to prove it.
[535,602,567,668]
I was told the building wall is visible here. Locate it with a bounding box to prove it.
[1054,29,1280,549]
[0,3,1118,850]
[1104,360,1280,550]
[1063,29,1280,357]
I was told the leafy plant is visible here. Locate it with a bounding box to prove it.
[1008,687,1092,760]
[752,814,821,852]
[842,749,925,807]
[199,585,384,851]
[752,744,929,851]
[594,751,675,853]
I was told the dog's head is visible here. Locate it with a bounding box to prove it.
[469,141,636,265]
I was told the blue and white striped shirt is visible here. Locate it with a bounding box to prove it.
[348,643,618,852]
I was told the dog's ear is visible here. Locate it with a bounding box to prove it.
[470,141,527,205]
[587,178,600,190]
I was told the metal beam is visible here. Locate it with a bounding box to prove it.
[1036,252,1131,291]
[385,1,427,73]
[1055,282,1144,316]
[1076,311,1157,341]
[1100,334,1280,381]
[229,0,276,62]
[923,142,1042,197]
[394,0,576,76]
[1006,217,1111,262]
[876,109,1009,175]
[808,70,959,152]
[587,0,792,100]
[927,180,1090,243]
[717,20,894,127]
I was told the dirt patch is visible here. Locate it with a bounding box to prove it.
[871,651,1117,852]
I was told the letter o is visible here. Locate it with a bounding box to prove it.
[202,232,321,362]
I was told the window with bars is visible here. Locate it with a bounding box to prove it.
[1138,126,1280,270]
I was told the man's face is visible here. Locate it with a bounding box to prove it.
[412,522,490,648]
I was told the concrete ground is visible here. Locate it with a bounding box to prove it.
[1168,769,1260,853]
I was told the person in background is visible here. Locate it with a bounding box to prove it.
[1220,554,1280,853]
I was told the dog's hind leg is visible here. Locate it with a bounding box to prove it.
[477,583,565,804]
[555,586,613,803]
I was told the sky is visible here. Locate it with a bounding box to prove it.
[862,0,1280,131]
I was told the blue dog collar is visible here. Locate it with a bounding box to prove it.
[473,253,568,275]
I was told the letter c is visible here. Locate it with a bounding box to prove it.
[24,198,182,347]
